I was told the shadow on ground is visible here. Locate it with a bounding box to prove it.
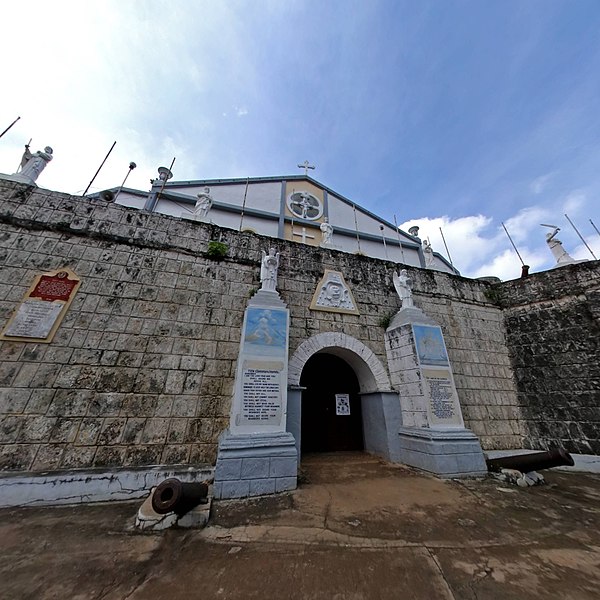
[1,453,599,599]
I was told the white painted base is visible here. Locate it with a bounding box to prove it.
[213,431,298,499]
[0,465,214,508]
[135,489,211,530]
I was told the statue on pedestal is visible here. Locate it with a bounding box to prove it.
[393,268,414,309]
[544,226,574,265]
[14,144,53,183]
[320,217,333,246]
[260,248,280,292]
[194,187,213,219]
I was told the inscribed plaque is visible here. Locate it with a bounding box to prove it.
[335,393,351,416]
[423,368,463,428]
[1,268,81,343]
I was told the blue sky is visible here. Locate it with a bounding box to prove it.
[1,0,599,279]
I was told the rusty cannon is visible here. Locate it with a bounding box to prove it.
[486,448,574,473]
[151,478,209,516]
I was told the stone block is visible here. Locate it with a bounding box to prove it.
[241,457,270,479]
[219,479,250,499]
[269,456,297,478]
[249,478,276,496]
[215,458,242,480]
[275,477,297,492]
[60,446,96,468]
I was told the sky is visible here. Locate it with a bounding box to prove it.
[1,0,599,280]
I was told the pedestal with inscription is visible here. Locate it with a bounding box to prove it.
[213,289,297,499]
[385,307,486,478]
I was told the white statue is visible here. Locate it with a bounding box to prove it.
[260,248,280,292]
[393,268,414,309]
[320,217,333,245]
[15,145,53,183]
[423,240,435,268]
[545,227,574,265]
[194,187,213,219]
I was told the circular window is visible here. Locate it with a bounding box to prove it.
[287,191,323,221]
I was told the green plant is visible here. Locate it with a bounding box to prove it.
[378,310,396,329]
[483,287,502,306]
[206,240,228,259]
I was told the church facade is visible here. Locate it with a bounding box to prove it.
[107,174,457,274]
[0,178,598,505]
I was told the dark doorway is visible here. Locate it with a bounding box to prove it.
[300,352,363,454]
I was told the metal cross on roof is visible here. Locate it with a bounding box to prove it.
[297,160,315,176]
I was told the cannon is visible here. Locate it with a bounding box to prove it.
[151,478,209,516]
[486,449,574,473]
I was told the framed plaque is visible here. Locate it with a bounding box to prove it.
[0,268,81,343]
[335,393,351,416]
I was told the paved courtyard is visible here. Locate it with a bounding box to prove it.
[1,453,600,599]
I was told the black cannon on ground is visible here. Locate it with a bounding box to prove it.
[151,478,209,516]
[486,449,574,473]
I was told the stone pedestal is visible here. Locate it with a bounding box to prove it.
[385,306,486,478]
[397,427,486,478]
[0,173,36,186]
[213,431,298,499]
[214,288,297,499]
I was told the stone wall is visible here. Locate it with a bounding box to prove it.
[0,180,521,473]
[497,262,600,454]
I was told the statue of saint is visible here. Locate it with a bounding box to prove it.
[393,268,414,309]
[15,145,53,183]
[545,227,574,265]
[423,240,435,268]
[194,187,213,219]
[260,248,280,292]
[320,217,333,245]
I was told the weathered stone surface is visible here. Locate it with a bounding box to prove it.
[497,262,600,454]
[0,180,596,473]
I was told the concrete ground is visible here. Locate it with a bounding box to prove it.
[1,453,600,600]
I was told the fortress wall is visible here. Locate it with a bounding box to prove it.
[0,181,522,472]
[498,262,600,454]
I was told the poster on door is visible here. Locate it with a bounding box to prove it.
[335,394,351,416]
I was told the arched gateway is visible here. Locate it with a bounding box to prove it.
[286,333,402,461]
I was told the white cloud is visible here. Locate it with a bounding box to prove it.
[401,214,497,275]
[529,173,552,194]
[563,191,586,215]
[401,187,598,281]
[235,106,249,117]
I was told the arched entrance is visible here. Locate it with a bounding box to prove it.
[300,352,363,454]
[287,333,401,463]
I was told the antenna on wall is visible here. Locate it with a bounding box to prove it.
[439,226,453,266]
[502,221,529,277]
[83,141,117,196]
[155,158,175,204]
[0,116,20,140]
[113,161,137,203]
[564,213,597,259]
[392,215,406,264]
